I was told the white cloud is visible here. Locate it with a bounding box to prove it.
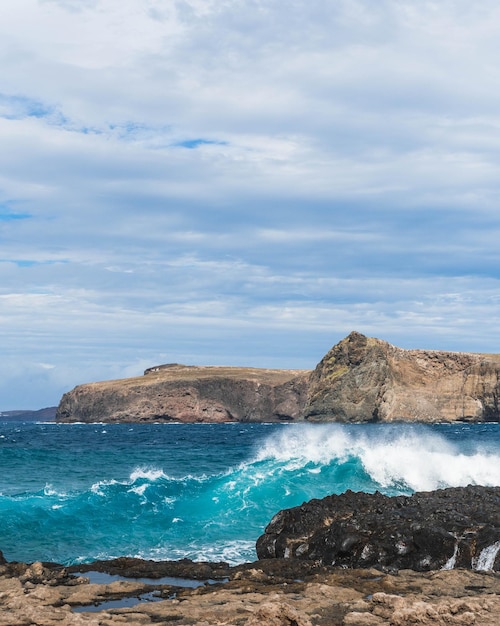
[1,0,500,408]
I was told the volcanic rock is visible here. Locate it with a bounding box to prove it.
[256,486,500,572]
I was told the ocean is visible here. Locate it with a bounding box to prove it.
[0,422,499,566]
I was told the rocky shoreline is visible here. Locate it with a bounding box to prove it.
[257,486,500,572]
[2,487,499,625]
[1,555,499,626]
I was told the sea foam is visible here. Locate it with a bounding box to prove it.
[254,424,500,492]
[0,422,498,566]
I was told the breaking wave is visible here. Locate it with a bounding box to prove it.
[0,422,498,565]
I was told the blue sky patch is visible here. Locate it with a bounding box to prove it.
[0,212,31,222]
[0,258,68,267]
[0,92,68,126]
[175,138,227,149]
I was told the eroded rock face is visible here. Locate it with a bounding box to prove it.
[304,331,500,422]
[56,332,500,423]
[256,486,500,572]
[56,365,310,423]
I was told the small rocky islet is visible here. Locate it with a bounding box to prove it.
[5,333,500,624]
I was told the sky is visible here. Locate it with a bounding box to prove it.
[2,0,500,409]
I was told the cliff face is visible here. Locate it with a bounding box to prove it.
[56,365,310,423]
[304,331,500,422]
[56,332,500,423]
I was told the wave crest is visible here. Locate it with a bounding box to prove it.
[254,424,500,492]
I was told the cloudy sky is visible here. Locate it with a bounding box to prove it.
[2,0,500,409]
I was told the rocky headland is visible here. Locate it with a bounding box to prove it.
[56,332,500,423]
[1,487,499,625]
[56,364,310,423]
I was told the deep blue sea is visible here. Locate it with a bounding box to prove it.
[0,422,499,566]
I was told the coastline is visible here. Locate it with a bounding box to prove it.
[2,484,499,625]
[1,422,498,624]
[1,555,500,625]
[55,332,500,425]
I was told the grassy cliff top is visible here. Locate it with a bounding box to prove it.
[82,364,312,390]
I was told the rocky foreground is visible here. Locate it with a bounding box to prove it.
[257,486,500,572]
[1,556,500,626]
[56,332,500,423]
[2,487,499,625]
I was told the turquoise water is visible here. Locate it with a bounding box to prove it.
[0,422,499,565]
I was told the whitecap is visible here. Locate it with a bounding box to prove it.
[129,467,168,482]
[360,435,500,491]
[43,484,68,498]
[129,484,148,496]
[90,479,118,496]
[253,423,500,492]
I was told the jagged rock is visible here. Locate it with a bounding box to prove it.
[256,486,500,572]
[304,331,500,422]
[56,332,500,423]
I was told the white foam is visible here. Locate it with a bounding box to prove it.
[129,484,148,496]
[256,425,353,466]
[129,468,168,482]
[128,467,213,485]
[254,424,500,491]
[43,484,67,498]
[441,541,459,570]
[90,479,118,496]
[360,441,500,492]
[160,540,256,565]
[473,541,500,571]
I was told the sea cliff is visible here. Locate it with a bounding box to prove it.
[56,332,500,423]
[56,365,310,423]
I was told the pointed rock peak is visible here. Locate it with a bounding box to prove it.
[344,330,368,345]
[314,331,387,374]
[333,332,370,366]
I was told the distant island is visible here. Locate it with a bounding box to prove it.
[0,407,56,422]
[56,332,500,424]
